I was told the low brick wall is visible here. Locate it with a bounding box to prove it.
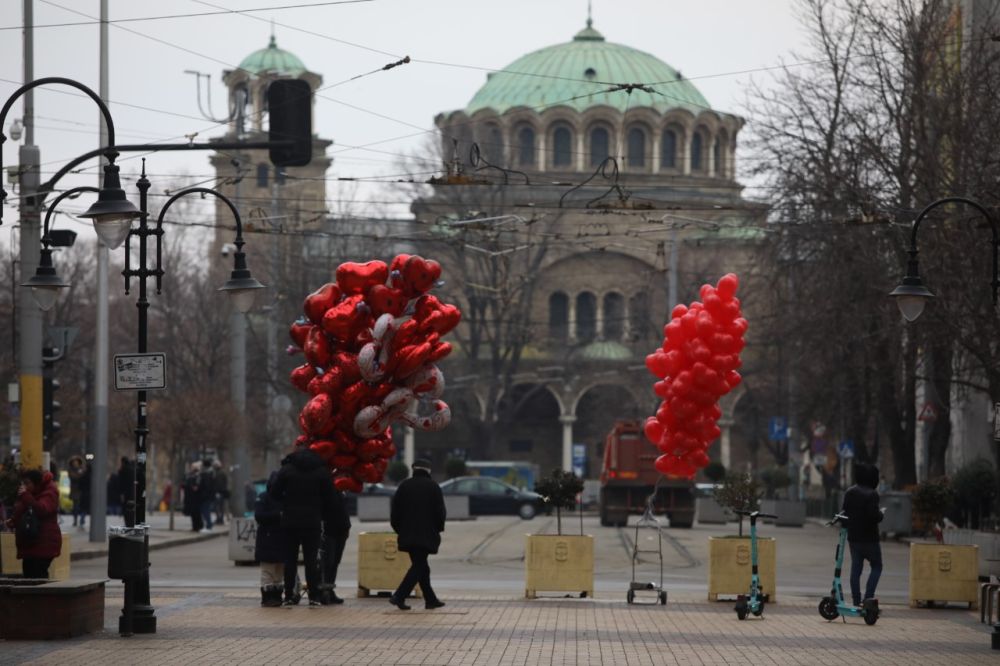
[0,578,105,639]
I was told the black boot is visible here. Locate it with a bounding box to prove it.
[262,586,283,607]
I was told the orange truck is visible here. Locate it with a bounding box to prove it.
[599,420,695,527]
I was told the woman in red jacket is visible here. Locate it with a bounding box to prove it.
[5,468,62,578]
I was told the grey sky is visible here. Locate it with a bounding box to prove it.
[1,0,803,224]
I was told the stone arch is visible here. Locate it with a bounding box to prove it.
[568,383,649,477]
[494,383,565,472]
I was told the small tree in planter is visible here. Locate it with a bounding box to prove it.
[759,467,792,500]
[713,471,761,537]
[913,477,955,537]
[444,457,467,480]
[535,469,584,536]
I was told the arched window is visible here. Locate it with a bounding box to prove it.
[549,292,569,341]
[517,126,535,166]
[553,126,573,167]
[590,127,610,166]
[603,292,625,340]
[576,292,596,342]
[628,291,650,341]
[661,130,677,168]
[627,128,646,168]
[715,134,728,177]
[691,131,703,171]
[484,124,503,164]
[256,163,269,188]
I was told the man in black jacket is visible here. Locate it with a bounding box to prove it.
[841,463,885,607]
[389,458,446,610]
[318,489,351,605]
[271,447,337,606]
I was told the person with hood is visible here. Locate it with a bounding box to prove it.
[270,446,336,606]
[317,487,351,605]
[182,462,203,532]
[254,471,295,607]
[841,463,885,607]
[5,469,62,578]
[389,458,446,611]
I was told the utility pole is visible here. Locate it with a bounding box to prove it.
[229,157,248,516]
[89,0,110,543]
[18,0,43,471]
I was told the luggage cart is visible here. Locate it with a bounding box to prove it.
[627,505,668,605]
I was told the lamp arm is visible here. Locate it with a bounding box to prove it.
[908,196,1000,305]
[1,77,118,226]
[154,186,244,246]
[42,186,99,242]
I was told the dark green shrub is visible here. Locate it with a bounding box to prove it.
[952,459,998,529]
[913,477,955,532]
[713,471,761,536]
[535,469,584,535]
[444,457,467,480]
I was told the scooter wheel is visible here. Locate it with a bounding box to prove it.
[818,597,839,621]
[735,600,748,620]
[862,599,879,625]
[627,589,635,604]
[751,599,765,617]
[658,590,667,606]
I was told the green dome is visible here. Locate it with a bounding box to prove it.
[465,21,709,115]
[576,341,634,361]
[239,35,306,75]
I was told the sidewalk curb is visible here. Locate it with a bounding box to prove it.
[69,529,227,562]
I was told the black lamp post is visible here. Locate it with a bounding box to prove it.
[889,196,1000,321]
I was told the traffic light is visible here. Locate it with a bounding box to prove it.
[42,347,61,445]
[267,79,313,167]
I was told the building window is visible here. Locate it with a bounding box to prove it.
[590,127,610,166]
[549,292,569,341]
[517,126,535,166]
[691,132,703,171]
[661,130,677,168]
[628,291,650,341]
[256,163,269,188]
[715,136,727,176]
[553,126,573,167]
[576,292,596,342]
[603,292,624,340]
[484,124,503,164]
[627,128,646,168]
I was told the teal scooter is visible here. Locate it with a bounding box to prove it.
[818,512,880,625]
[733,509,777,620]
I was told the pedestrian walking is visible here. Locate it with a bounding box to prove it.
[117,457,135,519]
[5,468,62,579]
[198,459,216,532]
[270,446,336,607]
[841,463,885,607]
[254,471,294,607]
[67,455,90,529]
[213,460,229,526]
[182,462,203,532]
[318,487,351,605]
[389,458,446,611]
[106,470,120,516]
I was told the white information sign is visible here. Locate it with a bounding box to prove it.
[114,353,166,391]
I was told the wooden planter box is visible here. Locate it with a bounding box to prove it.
[0,578,105,639]
[707,536,776,602]
[909,543,979,609]
[0,533,71,580]
[524,534,593,599]
[356,532,420,598]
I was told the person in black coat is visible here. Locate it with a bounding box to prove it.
[318,489,351,605]
[389,458,446,610]
[270,447,337,606]
[182,463,203,532]
[254,471,289,607]
[841,463,885,606]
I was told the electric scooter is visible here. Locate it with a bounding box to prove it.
[733,509,777,620]
[818,512,879,625]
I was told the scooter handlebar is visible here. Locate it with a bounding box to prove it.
[733,510,779,519]
[826,512,849,526]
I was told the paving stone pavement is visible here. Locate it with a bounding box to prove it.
[1,591,995,665]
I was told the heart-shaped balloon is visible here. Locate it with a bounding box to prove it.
[336,260,389,295]
[289,319,313,348]
[401,255,441,296]
[322,294,368,343]
[304,283,341,325]
[367,284,407,317]
[290,364,317,393]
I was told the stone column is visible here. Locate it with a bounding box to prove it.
[560,415,577,472]
[568,294,577,343]
[682,132,691,175]
[651,129,661,175]
[595,293,605,341]
[718,417,734,470]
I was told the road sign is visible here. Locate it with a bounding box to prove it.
[917,402,939,422]
[113,353,166,391]
[838,440,855,459]
[572,443,586,478]
[768,416,788,442]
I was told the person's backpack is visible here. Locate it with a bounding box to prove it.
[17,506,39,541]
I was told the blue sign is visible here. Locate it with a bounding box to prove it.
[768,417,789,442]
[572,444,586,478]
[838,440,855,459]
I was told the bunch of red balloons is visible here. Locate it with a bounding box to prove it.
[643,273,747,479]
[288,255,461,492]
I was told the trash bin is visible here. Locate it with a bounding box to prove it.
[880,492,912,538]
[108,525,149,580]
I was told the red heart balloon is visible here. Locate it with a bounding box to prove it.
[289,320,313,348]
[307,367,343,396]
[290,364,317,393]
[334,476,363,493]
[303,327,331,368]
[331,454,358,470]
[300,394,333,435]
[309,440,336,462]
[401,255,441,296]
[304,283,341,325]
[367,284,407,317]
[322,294,367,342]
[336,260,389,295]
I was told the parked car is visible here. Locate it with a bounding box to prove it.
[439,476,545,519]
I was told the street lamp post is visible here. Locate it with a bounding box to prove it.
[7,78,264,637]
[889,196,1000,321]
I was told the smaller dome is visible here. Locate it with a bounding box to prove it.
[239,35,306,75]
[576,341,634,361]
